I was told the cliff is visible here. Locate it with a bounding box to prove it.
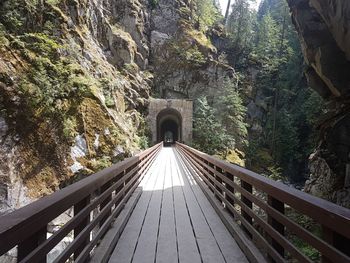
[287,0,350,207]
[0,0,153,213]
[0,0,233,214]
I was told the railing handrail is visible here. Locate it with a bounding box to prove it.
[177,142,350,236]
[0,142,162,260]
[176,142,350,263]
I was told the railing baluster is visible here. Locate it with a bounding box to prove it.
[176,142,350,263]
[225,171,235,217]
[333,232,350,257]
[267,195,285,261]
[322,226,334,263]
[100,181,113,227]
[18,226,47,262]
[208,161,215,193]
[322,226,350,263]
[74,195,91,260]
[241,180,253,238]
[203,159,209,182]
[216,166,224,203]
[0,143,161,261]
[115,170,125,205]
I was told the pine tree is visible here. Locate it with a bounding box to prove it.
[226,0,256,66]
[193,97,234,155]
[214,78,248,148]
[195,0,221,30]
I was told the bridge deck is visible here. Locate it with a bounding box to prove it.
[109,147,247,263]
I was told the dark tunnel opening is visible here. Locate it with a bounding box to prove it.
[157,108,182,145]
[160,119,179,143]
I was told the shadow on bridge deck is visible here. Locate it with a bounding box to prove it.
[108,147,248,263]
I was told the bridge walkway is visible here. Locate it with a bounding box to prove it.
[1,143,349,263]
[109,147,248,263]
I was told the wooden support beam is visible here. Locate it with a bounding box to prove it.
[18,226,47,262]
[267,195,285,262]
[241,180,253,238]
[74,196,91,261]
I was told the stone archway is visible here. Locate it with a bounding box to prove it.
[148,99,193,145]
[156,108,182,143]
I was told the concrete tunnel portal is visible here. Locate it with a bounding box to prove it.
[148,99,193,145]
[157,108,182,143]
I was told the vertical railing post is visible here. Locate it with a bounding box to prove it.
[215,166,224,202]
[117,170,125,201]
[124,164,134,193]
[267,195,285,261]
[18,226,47,262]
[322,226,333,263]
[225,171,235,217]
[322,226,350,263]
[100,180,112,227]
[241,180,253,238]
[202,158,209,181]
[74,195,90,260]
[208,161,215,193]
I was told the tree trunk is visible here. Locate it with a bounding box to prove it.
[225,0,232,23]
[271,7,287,157]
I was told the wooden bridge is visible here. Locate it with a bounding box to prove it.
[0,143,350,263]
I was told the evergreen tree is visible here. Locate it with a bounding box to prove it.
[193,97,234,155]
[193,78,248,158]
[195,0,221,30]
[245,0,323,181]
[226,0,256,66]
[192,0,324,182]
[214,78,248,148]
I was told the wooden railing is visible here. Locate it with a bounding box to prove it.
[176,142,350,263]
[0,143,162,263]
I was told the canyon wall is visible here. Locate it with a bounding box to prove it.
[287,0,350,207]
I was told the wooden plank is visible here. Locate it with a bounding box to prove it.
[131,152,167,263]
[173,149,226,263]
[18,226,47,263]
[176,145,267,263]
[54,171,144,263]
[75,178,143,263]
[178,145,344,263]
[175,149,248,263]
[241,180,253,238]
[74,196,90,260]
[155,150,178,263]
[89,187,142,263]
[176,143,350,239]
[267,195,285,260]
[108,154,163,263]
[0,143,161,256]
[171,149,202,263]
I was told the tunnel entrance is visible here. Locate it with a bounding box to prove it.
[148,99,192,145]
[156,108,182,145]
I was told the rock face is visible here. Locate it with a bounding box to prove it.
[0,0,233,214]
[149,0,234,99]
[287,0,350,207]
[0,0,153,213]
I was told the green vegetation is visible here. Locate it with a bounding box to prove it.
[149,0,159,9]
[225,0,324,182]
[193,97,232,155]
[194,0,222,30]
[286,211,322,261]
[14,33,94,118]
[0,0,26,32]
[193,78,247,158]
[226,0,256,66]
[213,78,248,148]
[136,118,152,150]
